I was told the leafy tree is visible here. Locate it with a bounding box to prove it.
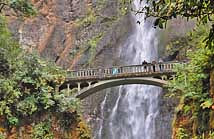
[166,24,214,138]
[0,11,80,133]
[0,1,91,138]
[137,0,214,49]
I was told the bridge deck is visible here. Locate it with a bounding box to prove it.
[66,62,183,82]
[60,62,186,99]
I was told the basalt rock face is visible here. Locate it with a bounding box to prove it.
[8,0,132,69]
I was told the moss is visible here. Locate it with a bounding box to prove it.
[88,33,103,65]
[75,7,97,28]
[96,0,107,11]
[118,0,130,16]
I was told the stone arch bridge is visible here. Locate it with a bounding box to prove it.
[60,62,185,100]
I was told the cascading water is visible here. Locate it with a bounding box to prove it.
[95,0,163,139]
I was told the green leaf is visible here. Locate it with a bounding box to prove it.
[200,99,213,109]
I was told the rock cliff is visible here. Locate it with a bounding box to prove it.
[8,0,132,69]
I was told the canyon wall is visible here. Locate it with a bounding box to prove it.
[8,0,132,69]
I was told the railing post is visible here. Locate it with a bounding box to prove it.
[164,64,167,71]
[77,82,81,92]
[155,64,159,72]
[89,70,91,76]
[107,69,111,75]
[147,65,150,72]
[121,67,123,74]
[93,70,95,76]
[126,67,129,73]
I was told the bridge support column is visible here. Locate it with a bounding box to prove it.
[77,82,81,92]
[67,84,70,96]
[88,82,92,88]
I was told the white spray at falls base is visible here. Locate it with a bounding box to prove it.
[96,0,162,139]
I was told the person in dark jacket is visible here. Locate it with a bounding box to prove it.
[142,60,147,65]
[142,60,148,72]
[152,61,157,72]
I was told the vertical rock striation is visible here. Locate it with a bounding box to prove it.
[8,0,132,69]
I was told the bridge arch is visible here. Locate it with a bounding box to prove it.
[76,77,167,100]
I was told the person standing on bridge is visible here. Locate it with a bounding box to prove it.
[152,61,156,72]
[159,58,163,71]
[112,68,118,75]
[142,60,148,72]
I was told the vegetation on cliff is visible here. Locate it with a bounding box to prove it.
[137,0,214,138]
[71,0,131,68]
[0,0,36,16]
[0,1,91,139]
[167,25,214,138]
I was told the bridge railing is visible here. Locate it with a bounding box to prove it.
[67,62,185,79]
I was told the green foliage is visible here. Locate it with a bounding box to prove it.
[88,33,103,65]
[32,121,53,139]
[0,132,5,139]
[17,96,38,116]
[183,105,191,115]
[0,16,81,130]
[0,16,21,64]
[168,24,214,137]
[176,128,189,139]
[168,24,214,103]
[165,25,209,58]
[208,131,214,139]
[54,93,80,113]
[192,131,214,139]
[8,116,19,126]
[119,0,131,16]
[75,7,97,28]
[77,121,91,139]
[0,0,37,16]
[200,98,213,109]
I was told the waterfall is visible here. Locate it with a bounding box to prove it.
[97,92,108,139]
[95,0,162,139]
